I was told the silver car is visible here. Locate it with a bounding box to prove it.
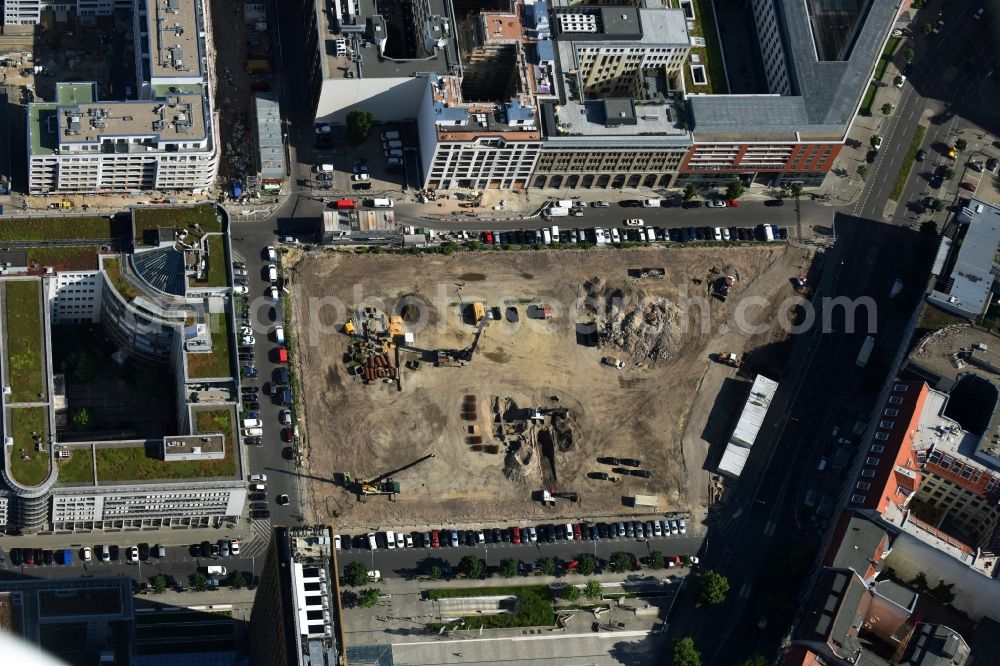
[669,520,679,535]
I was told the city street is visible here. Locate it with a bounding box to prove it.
[336,534,704,579]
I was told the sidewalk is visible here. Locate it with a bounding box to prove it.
[1,519,259,552]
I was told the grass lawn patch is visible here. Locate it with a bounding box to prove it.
[682,0,729,95]
[0,216,127,241]
[427,585,555,629]
[890,124,927,201]
[189,235,228,288]
[187,313,232,378]
[859,83,878,116]
[96,410,235,481]
[103,257,141,303]
[57,449,95,484]
[27,247,101,272]
[4,280,45,402]
[133,205,221,244]
[8,407,50,487]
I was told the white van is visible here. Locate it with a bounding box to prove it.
[273,325,285,344]
[206,565,227,576]
[242,427,263,437]
[564,523,574,539]
[267,264,277,282]
[764,225,775,242]
[385,530,396,550]
[542,228,552,244]
[367,533,378,550]
[381,130,400,140]
[249,483,266,492]
[314,164,334,173]
[645,228,656,242]
[550,225,560,241]
[242,418,262,429]
[383,140,402,149]
[249,474,267,483]
[372,198,393,208]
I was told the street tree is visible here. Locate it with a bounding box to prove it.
[459,555,486,580]
[359,588,380,608]
[921,22,933,36]
[725,179,745,200]
[690,569,730,607]
[428,565,443,581]
[881,103,893,115]
[930,198,945,212]
[647,551,666,570]
[228,571,246,590]
[672,637,702,666]
[857,165,868,178]
[345,561,369,587]
[191,573,208,592]
[499,558,519,579]
[904,47,915,62]
[538,557,556,576]
[944,167,955,181]
[575,553,597,576]
[737,655,769,666]
[789,182,804,198]
[870,134,882,149]
[559,585,581,601]
[345,109,375,146]
[955,138,968,151]
[151,576,166,594]
[683,183,698,200]
[608,551,634,573]
[585,580,603,600]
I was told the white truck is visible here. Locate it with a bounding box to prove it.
[545,206,570,218]
[641,199,661,208]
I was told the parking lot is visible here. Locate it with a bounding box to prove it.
[307,124,414,194]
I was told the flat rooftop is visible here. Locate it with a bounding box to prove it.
[909,326,1000,388]
[689,0,899,140]
[543,99,689,146]
[928,200,1000,319]
[317,0,458,81]
[162,433,224,457]
[145,0,205,80]
[551,7,689,45]
[55,95,206,145]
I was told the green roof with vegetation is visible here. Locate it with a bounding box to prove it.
[151,83,205,97]
[56,82,96,105]
[133,205,222,244]
[187,312,232,378]
[56,448,95,485]
[4,280,46,403]
[427,585,555,629]
[8,407,51,487]
[102,257,141,303]
[189,235,228,288]
[29,104,58,156]
[682,0,729,95]
[0,216,127,242]
[95,409,236,482]
[27,247,101,272]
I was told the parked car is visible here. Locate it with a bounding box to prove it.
[764,199,785,207]
[960,181,977,192]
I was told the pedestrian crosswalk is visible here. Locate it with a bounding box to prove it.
[242,518,273,559]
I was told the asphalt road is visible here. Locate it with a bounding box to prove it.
[2,543,259,589]
[676,1,1000,662]
[336,534,704,579]
[231,223,306,532]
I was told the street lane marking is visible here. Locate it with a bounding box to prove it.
[739,583,752,598]
[763,521,776,537]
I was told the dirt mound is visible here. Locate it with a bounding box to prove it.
[583,276,683,364]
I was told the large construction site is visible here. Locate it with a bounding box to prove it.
[287,245,807,528]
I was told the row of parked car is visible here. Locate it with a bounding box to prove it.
[9,543,167,566]
[478,224,787,247]
[341,518,688,551]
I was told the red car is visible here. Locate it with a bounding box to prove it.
[960,181,977,192]
[482,231,494,244]
[573,524,583,540]
[281,428,294,442]
[430,530,440,548]
[510,527,521,544]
